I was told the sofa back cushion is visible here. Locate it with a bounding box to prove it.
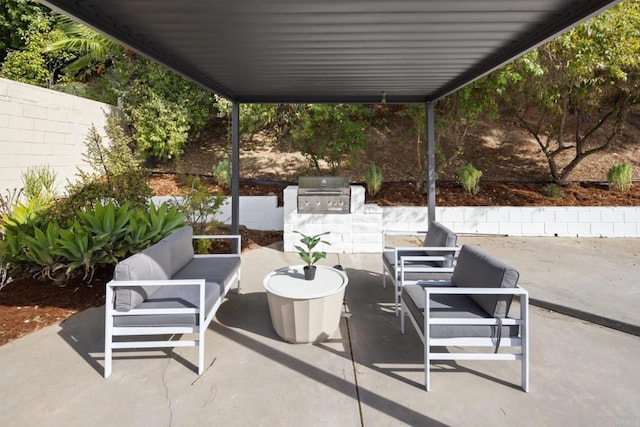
[451,244,519,318]
[423,221,458,267]
[158,226,194,276]
[113,240,171,311]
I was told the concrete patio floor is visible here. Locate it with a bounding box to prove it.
[0,237,638,426]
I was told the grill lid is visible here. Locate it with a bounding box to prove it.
[298,176,349,194]
[298,176,348,189]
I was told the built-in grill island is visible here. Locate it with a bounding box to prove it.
[284,179,383,253]
[297,176,351,214]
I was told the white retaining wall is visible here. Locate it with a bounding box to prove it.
[284,185,640,253]
[151,195,283,231]
[0,78,115,192]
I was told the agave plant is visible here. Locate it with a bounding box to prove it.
[53,223,111,281]
[77,201,132,259]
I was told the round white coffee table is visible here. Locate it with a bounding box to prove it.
[263,265,348,343]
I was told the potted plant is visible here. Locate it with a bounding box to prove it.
[294,230,330,280]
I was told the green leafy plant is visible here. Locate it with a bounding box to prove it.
[52,113,152,223]
[116,57,215,161]
[294,231,330,267]
[458,164,483,195]
[77,201,133,260]
[52,222,110,281]
[365,162,383,197]
[543,183,562,199]
[607,162,633,193]
[21,165,58,208]
[291,104,373,173]
[170,176,226,235]
[126,202,186,253]
[212,159,231,188]
[0,188,24,218]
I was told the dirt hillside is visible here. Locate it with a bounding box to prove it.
[155,106,640,186]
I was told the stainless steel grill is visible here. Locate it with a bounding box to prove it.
[297,176,350,214]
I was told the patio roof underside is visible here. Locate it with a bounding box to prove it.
[43,0,619,104]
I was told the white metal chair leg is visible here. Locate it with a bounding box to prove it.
[104,286,113,379]
[197,331,205,375]
[522,293,530,392]
[394,283,400,316]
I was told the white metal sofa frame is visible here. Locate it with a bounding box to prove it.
[400,244,529,392]
[104,227,241,378]
[382,221,460,315]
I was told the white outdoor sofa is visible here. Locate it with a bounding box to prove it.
[104,226,241,378]
[401,244,529,392]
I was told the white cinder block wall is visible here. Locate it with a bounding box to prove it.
[0,78,115,192]
[284,185,640,252]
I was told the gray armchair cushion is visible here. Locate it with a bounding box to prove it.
[113,241,171,311]
[158,225,195,276]
[113,282,222,327]
[403,284,520,338]
[451,244,519,318]
[423,221,457,267]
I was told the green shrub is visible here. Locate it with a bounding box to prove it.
[212,159,231,188]
[51,113,152,223]
[543,183,562,198]
[458,164,483,195]
[607,162,633,192]
[365,162,383,197]
[170,177,226,234]
[117,58,215,161]
[291,104,373,173]
[0,200,184,283]
[21,165,58,208]
[126,202,186,253]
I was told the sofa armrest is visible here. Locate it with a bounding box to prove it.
[106,279,207,314]
[193,234,241,255]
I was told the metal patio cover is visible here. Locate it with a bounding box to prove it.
[42,0,620,104]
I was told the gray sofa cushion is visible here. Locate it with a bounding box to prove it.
[113,241,171,311]
[172,256,241,287]
[158,226,194,277]
[382,251,453,282]
[451,244,519,318]
[113,282,222,327]
[423,221,457,267]
[113,256,241,327]
[403,284,520,338]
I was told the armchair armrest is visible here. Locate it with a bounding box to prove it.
[423,286,528,296]
[106,279,206,315]
[400,256,455,271]
[393,246,461,261]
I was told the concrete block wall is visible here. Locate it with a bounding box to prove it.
[151,195,283,231]
[0,78,115,192]
[437,206,640,237]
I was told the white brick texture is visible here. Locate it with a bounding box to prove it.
[0,78,115,193]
